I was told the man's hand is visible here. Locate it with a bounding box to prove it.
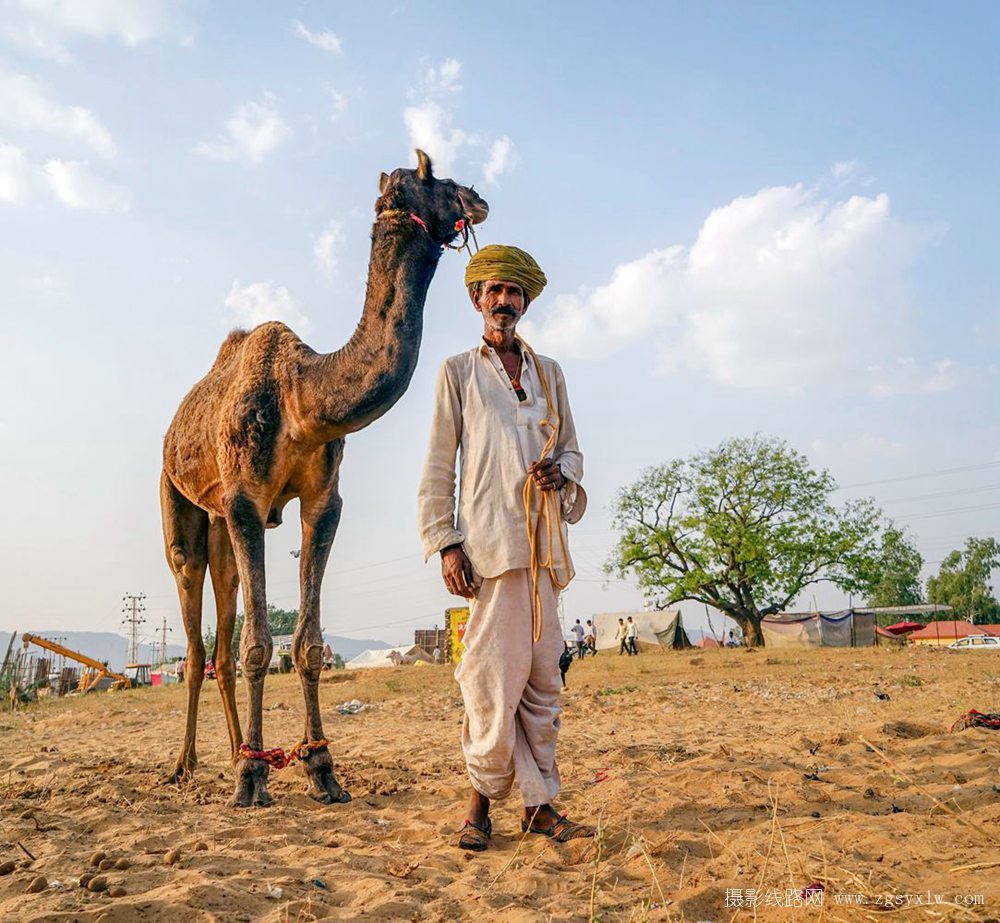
[441,544,476,598]
[529,458,566,492]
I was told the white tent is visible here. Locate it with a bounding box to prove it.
[591,610,691,651]
[345,645,433,669]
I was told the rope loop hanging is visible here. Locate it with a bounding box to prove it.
[518,336,572,642]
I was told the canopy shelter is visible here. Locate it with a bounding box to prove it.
[592,610,692,651]
[761,610,876,648]
[882,621,923,635]
[345,645,432,669]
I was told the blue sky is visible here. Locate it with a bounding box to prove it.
[1,1,997,651]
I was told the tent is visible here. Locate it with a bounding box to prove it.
[592,610,692,651]
[883,621,923,635]
[761,610,876,648]
[345,645,433,669]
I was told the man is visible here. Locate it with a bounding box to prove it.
[615,617,628,655]
[584,620,597,657]
[626,616,639,655]
[418,244,593,851]
[572,619,586,659]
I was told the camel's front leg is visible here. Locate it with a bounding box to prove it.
[225,493,274,808]
[296,486,351,805]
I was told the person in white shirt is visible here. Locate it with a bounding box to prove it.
[626,616,639,655]
[584,620,597,657]
[418,245,593,851]
[572,619,586,659]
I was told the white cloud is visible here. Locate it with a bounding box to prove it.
[483,135,515,184]
[417,58,462,95]
[832,159,861,178]
[867,357,959,396]
[292,19,341,53]
[1,0,173,60]
[313,221,345,275]
[522,179,944,393]
[0,69,116,157]
[402,59,512,182]
[0,141,129,211]
[0,141,31,201]
[403,100,468,177]
[224,280,309,331]
[313,219,345,275]
[328,89,347,121]
[195,93,290,164]
[44,159,130,211]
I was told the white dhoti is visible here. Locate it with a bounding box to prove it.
[455,568,563,806]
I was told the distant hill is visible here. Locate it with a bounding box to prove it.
[0,630,389,671]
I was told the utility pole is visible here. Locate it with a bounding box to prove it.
[122,593,146,665]
[158,614,172,665]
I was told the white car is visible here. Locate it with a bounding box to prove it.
[946,635,1000,651]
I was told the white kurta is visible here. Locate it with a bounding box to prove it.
[417,341,586,805]
[417,343,586,579]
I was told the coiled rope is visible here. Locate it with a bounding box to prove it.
[518,336,572,642]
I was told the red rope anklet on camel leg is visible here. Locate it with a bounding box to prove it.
[238,738,330,771]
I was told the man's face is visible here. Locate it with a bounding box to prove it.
[471,279,527,334]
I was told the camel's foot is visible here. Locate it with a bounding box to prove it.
[302,746,351,805]
[161,755,197,785]
[229,758,273,808]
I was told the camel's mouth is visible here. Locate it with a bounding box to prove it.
[467,200,489,225]
[459,188,489,225]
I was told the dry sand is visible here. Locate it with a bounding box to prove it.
[1,645,998,922]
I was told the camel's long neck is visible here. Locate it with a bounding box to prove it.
[306,219,441,437]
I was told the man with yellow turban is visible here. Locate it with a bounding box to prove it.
[418,245,593,850]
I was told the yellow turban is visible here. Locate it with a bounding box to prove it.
[464,245,547,302]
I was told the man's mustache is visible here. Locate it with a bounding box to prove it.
[492,306,517,316]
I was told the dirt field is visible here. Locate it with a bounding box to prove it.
[1,645,998,922]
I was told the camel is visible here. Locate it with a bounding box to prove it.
[160,151,488,807]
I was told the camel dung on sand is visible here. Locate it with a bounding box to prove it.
[160,150,488,807]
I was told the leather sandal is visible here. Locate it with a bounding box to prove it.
[457,816,492,851]
[521,814,594,843]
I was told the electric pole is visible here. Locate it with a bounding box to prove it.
[158,614,172,665]
[122,593,146,665]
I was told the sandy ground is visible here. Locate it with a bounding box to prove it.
[0,645,998,922]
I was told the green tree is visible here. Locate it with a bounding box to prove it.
[862,526,924,609]
[926,537,1000,623]
[608,435,885,646]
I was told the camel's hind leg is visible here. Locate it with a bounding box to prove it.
[208,516,243,763]
[160,472,209,784]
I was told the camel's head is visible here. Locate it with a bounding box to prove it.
[376,149,489,247]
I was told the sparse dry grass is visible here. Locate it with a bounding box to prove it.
[0,646,998,921]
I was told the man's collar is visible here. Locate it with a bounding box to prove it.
[478,336,522,356]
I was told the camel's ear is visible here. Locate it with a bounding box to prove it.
[415,149,433,182]
[379,172,390,194]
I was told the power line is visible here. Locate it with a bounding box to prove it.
[836,461,1000,491]
[880,483,1000,506]
[894,501,1000,523]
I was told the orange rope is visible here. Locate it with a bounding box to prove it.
[518,337,572,642]
[238,738,329,770]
